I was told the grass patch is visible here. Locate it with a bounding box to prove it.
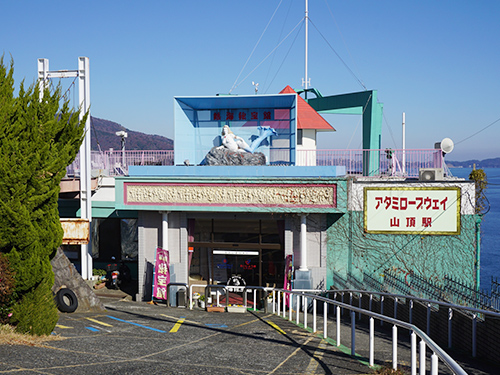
[0,324,63,346]
[373,366,408,375]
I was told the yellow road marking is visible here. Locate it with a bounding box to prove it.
[304,339,328,374]
[85,317,113,327]
[266,320,286,335]
[169,317,186,333]
[55,324,72,329]
[268,335,316,374]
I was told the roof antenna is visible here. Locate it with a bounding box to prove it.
[252,81,259,95]
[302,0,310,99]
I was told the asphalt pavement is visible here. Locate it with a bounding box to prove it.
[0,292,496,375]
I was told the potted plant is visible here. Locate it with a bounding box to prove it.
[198,294,206,309]
[92,269,107,289]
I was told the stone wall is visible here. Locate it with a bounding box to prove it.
[51,248,105,312]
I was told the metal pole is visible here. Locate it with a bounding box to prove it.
[392,325,398,370]
[358,293,362,320]
[277,290,281,316]
[411,331,417,375]
[402,112,406,175]
[431,353,438,375]
[254,289,257,312]
[304,295,308,329]
[419,340,426,375]
[313,298,317,332]
[323,301,327,339]
[282,291,286,317]
[272,291,276,314]
[296,294,300,324]
[303,0,309,97]
[426,304,431,336]
[448,308,453,349]
[381,296,384,326]
[394,297,398,320]
[351,310,356,356]
[369,317,374,367]
[336,305,341,347]
[472,314,477,357]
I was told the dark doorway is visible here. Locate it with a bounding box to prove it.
[188,219,284,290]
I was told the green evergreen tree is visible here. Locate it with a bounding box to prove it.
[0,57,86,335]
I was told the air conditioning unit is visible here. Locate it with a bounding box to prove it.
[419,168,444,181]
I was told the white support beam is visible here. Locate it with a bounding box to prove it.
[37,58,49,101]
[78,57,92,280]
[38,56,92,279]
[162,212,169,250]
[300,214,308,271]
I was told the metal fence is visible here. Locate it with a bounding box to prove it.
[66,148,448,178]
[331,270,500,313]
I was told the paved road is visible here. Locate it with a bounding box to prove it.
[0,295,495,375]
[0,297,374,375]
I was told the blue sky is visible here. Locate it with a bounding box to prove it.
[1,0,499,161]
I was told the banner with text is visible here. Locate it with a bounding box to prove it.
[364,187,461,235]
[153,248,170,300]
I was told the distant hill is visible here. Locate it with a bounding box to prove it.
[90,117,173,151]
[447,158,500,168]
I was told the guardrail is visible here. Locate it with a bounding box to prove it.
[270,288,467,375]
[183,285,468,374]
[66,148,449,178]
[327,288,500,360]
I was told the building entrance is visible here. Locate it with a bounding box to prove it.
[188,219,284,302]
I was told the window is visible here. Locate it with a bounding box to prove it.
[297,129,303,145]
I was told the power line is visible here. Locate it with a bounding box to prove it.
[308,18,367,91]
[455,116,500,146]
[230,19,304,93]
[229,0,284,94]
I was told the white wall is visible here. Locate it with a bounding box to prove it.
[296,129,317,166]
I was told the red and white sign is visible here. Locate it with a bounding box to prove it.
[364,187,461,235]
[153,248,170,300]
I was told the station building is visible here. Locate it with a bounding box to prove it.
[60,87,479,304]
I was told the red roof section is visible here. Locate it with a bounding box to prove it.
[280,85,335,131]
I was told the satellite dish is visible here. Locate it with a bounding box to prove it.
[440,137,454,154]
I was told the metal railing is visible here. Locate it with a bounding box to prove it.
[183,284,472,374]
[66,148,448,178]
[257,288,467,374]
[332,270,500,313]
[327,288,500,359]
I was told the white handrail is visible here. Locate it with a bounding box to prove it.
[253,287,468,375]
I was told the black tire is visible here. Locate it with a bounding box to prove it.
[55,288,78,313]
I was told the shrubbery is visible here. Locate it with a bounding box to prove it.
[0,57,86,335]
[0,253,15,324]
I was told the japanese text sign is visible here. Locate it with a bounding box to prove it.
[364,187,461,235]
[153,248,170,300]
[211,109,273,122]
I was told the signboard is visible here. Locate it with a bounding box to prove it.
[153,248,170,300]
[283,255,293,306]
[124,183,336,209]
[364,187,461,235]
[227,275,246,293]
[60,218,89,245]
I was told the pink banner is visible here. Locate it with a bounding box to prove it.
[153,248,170,300]
[283,255,293,306]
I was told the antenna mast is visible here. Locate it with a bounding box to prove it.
[303,0,310,98]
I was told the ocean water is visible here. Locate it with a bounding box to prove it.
[449,167,500,292]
